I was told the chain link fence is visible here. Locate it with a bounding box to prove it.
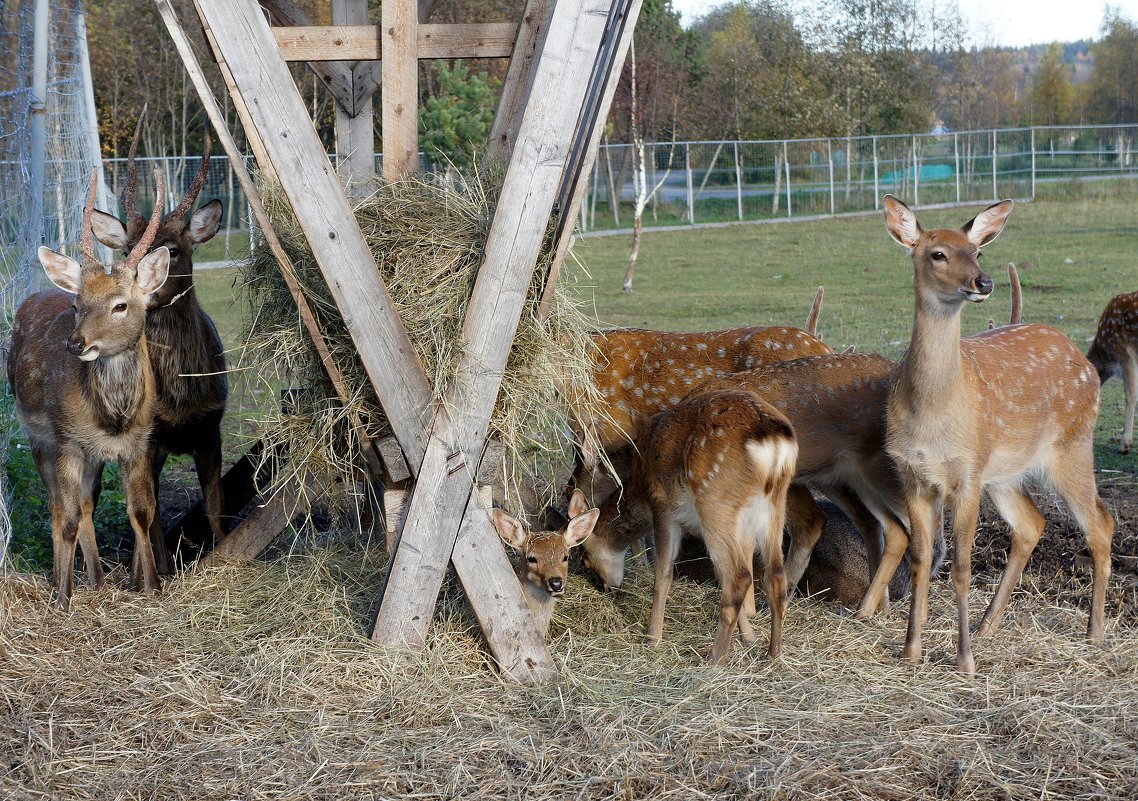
[579,124,1138,232]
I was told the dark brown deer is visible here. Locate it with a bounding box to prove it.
[9,171,170,609]
[879,195,1114,675]
[91,119,228,570]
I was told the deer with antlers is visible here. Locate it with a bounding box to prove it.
[876,195,1114,674]
[91,117,228,570]
[1087,289,1138,454]
[8,171,170,609]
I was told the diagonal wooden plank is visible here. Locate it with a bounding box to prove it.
[194,0,434,470]
[371,0,619,656]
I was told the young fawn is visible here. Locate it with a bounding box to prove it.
[8,171,170,609]
[91,118,228,570]
[1086,290,1138,454]
[592,389,797,663]
[879,195,1114,674]
[491,489,600,637]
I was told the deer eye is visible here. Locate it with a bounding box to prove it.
[113,302,128,313]
[526,555,537,564]
[562,555,569,563]
[168,247,180,260]
[931,251,946,261]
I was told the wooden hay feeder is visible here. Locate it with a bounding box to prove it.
[159,0,641,683]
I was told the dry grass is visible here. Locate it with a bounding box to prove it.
[237,170,600,520]
[3,544,1137,801]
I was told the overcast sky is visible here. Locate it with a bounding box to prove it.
[669,0,1138,48]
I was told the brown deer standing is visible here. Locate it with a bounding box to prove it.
[9,171,170,609]
[591,389,797,663]
[877,195,1114,675]
[1086,289,1138,454]
[491,489,600,637]
[91,120,228,571]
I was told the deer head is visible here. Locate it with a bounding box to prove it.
[492,489,599,598]
[38,169,170,361]
[90,111,221,309]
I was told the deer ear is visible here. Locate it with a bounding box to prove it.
[567,488,591,519]
[38,247,83,294]
[188,199,223,246]
[491,509,527,550]
[963,199,1013,247]
[136,246,171,296]
[564,507,599,547]
[90,210,130,250]
[882,195,922,248]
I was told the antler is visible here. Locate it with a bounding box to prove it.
[123,170,167,272]
[168,127,212,223]
[120,105,147,231]
[79,168,101,272]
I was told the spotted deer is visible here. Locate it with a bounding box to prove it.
[8,171,169,609]
[91,119,228,570]
[491,489,600,637]
[591,389,797,663]
[1086,289,1138,454]
[878,195,1114,675]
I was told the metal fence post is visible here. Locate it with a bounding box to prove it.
[1030,127,1036,199]
[783,140,791,218]
[685,144,694,225]
[912,135,919,206]
[872,136,879,208]
[991,129,998,199]
[827,139,835,214]
[954,132,961,203]
[734,140,743,221]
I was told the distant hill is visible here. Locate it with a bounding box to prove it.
[1007,39,1094,83]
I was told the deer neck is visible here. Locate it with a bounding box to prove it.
[896,293,967,405]
[85,340,151,434]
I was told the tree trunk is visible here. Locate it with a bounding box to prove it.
[623,213,642,292]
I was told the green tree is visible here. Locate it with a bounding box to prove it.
[1029,43,1075,125]
[418,61,500,168]
[1084,10,1138,124]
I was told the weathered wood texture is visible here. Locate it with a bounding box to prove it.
[332,0,376,196]
[273,23,517,61]
[258,0,357,113]
[381,0,419,179]
[370,0,617,662]
[200,477,313,566]
[486,0,553,162]
[194,0,435,470]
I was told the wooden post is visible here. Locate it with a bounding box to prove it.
[381,0,419,178]
[332,0,376,197]
[487,0,554,162]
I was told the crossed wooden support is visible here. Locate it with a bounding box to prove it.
[162,0,640,681]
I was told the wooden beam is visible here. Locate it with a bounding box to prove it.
[199,476,314,566]
[332,0,376,197]
[194,0,435,471]
[487,0,553,162]
[371,0,616,657]
[538,0,642,322]
[258,0,358,114]
[381,0,419,179]
[273,23,518,62]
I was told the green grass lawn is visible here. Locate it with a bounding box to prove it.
[6,192,1136,570]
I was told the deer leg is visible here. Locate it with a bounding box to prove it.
[647,505,683,647]
[947,485,981,676]
[1121,353,1137,454]
[699,501,753,665]
[900,493,938,665]
[30,445,63,590]
[783,484,825,587]
[761,481,790,660]
[53,451,87,610]
[194,426,226,545]
[1046,445,1115,644]
[855,512,910,620]
[124,455,161,596]
[77,460,104,589]
[148,448,173,576]
[976,483,1044,639]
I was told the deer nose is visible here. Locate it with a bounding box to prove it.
[66,335,86,356]
[548,577,564,594]
[975,275,994,295]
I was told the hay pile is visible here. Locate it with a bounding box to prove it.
[238,169,599,517]
[3,548,1137,800]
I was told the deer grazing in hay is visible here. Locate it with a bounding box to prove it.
[590,389,797,663]
[1086,289,1138,454]
[91,118,228,571]
[877,195,1114,675]
[8,171,170,609]
[491,489,600,637]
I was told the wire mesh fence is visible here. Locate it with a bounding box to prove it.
[580,124,1138,232]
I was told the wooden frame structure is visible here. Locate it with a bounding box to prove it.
[160,0,640,682]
